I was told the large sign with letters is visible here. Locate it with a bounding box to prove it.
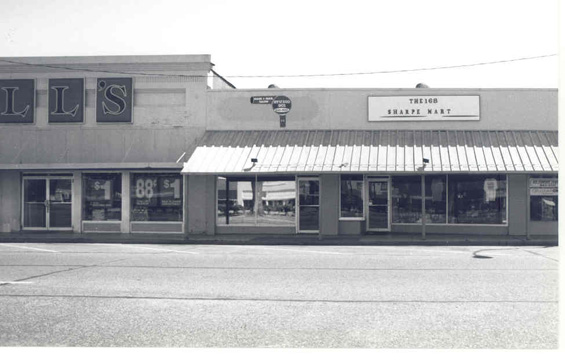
[0,79,35,123]
[1,77,135,124]
[96,78,133,123]
[49,78,84,123]
[368,95,480,121]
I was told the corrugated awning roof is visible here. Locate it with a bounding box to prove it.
[182,130,558,174]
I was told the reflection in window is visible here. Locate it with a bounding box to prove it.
[217,177,296,226]
[391,176,421,223]
[530,196,558,221]
[340,175,364,218]
[131,173,183,222]
[83,173,122,221]
[448,174,506,224]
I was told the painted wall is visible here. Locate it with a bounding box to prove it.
[207,89,557,131]
[187,175,216,235]
[0,171,21,232]
[391,224,508,236]
[508,174,527,236]
[530,221,558,235]
[320,174,339,236]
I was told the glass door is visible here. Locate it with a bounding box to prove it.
[23,179,47,229]
[367,177,390,231]
[297,178,320,233]
[23,177,72,230]
[48,179,72,229]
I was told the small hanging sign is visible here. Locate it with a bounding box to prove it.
[272,95,291,128]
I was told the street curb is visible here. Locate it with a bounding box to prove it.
[0,235,557,246]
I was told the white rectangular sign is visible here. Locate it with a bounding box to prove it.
[530,188,558,196]
[368,95,480,121]
[530,178,558,188]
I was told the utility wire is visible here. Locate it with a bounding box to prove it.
[236,54,557,78]
[0,53,557,79]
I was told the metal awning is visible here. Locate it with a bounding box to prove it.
[182,130,558,174]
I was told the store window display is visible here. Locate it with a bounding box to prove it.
[130,173,183,222]
[448,174,507,224]
[391,176,421,223]
[83,173,122,221]
[340,175,364,218]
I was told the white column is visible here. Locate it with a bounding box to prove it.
[121,172,130,233]
[72,171,82,233]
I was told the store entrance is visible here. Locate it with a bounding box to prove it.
[23,176,73,230]
[297,178,320,233]
[367,177,390,232]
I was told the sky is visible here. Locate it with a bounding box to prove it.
[0,0,559,89]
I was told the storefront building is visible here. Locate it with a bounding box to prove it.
[0,55,558,238]
[0,55,213,234]
[183,88,558,237]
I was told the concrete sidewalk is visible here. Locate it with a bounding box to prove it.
[0,231,558,246]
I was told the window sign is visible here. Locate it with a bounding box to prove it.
[131,173,183,222]
[83,174,122,221]
[530,178,558,196]
[0,79,35,123]
[96,78,133,123]
[49,78,84,123]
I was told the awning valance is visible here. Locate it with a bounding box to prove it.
[182,130,558,175]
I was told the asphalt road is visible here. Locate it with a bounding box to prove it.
[0,242,558,348]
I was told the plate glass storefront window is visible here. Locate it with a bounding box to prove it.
[530,196,558,221]
[217,177,296,226]
[391,176,421,223]
[131,173,183,222]
[447,174,506,224]
[340,175,364,218]
[83,173,122,221]
[426,175,447,224]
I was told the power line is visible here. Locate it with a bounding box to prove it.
[227,54,557,78]
[0,53,557,79]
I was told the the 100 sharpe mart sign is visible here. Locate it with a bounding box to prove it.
[368,95,480,121]
[0,78,133,123]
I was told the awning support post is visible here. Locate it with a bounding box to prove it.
[225,179,230,225]
[526,175,530,240]
[421,174,426,240]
